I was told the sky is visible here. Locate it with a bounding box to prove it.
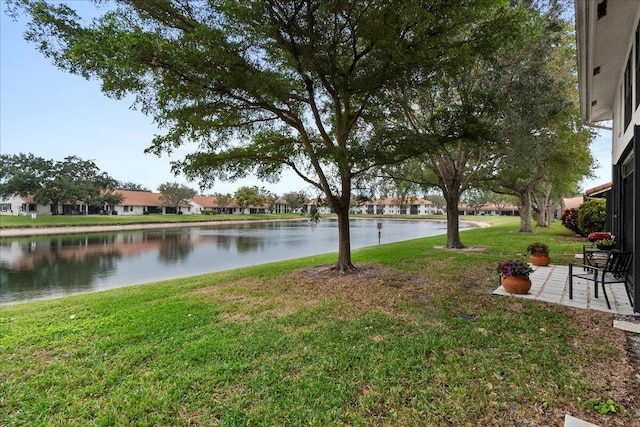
[0,3,310,196]
[0,2,612,197]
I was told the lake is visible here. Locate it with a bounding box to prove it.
[0,218,471,305]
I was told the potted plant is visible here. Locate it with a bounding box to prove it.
[497,258,534,294]
[587,232,611,245]
[526,242,550,266]
[595,238,615,250]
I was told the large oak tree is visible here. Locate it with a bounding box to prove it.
[158,182,197,213]
[11,0,511,270]
[0,153,121,214]
[377,6,525,248]
[491,7,594,233]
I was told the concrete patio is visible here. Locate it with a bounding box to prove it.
[493,264,635,317]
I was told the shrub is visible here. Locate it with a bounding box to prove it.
[578,199,607,236]
[560,208,581,235]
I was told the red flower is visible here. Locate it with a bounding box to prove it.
[588,232,611,242]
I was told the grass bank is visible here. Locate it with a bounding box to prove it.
[1,219,637,426]
[0,213,504,229]
[0,213,303,229]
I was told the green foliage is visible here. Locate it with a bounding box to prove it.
[560,208,581,235]
[309,206,320,224]
[213,192,232,209]
[234,186,264,211]
[282,191,308,212]
[585,398,618,415]
[117,181,151,192]
[0,153,122,212]
[595,239,614,249]
[578,199,607,236]
[157,182,197,211]
[0,153,52,198]
[490,9,595,232]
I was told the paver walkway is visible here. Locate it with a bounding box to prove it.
[493,264,635,316]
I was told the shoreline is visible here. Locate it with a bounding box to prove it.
[0,217,490,238]
[0,218,308,238]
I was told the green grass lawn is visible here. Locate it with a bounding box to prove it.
[1,219,637,426]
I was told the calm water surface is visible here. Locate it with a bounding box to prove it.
[0,218,471,305]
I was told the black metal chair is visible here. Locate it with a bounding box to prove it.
[569,251,633,310]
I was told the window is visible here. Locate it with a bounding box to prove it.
[625,50,633,130]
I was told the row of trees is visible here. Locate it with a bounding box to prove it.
[0,153,123,214]
[374,3,593,247]
[0,152,314,214]
[10,0,595,270]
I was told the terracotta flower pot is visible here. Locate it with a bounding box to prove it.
[501,275,532,294]
[529,253,550,266]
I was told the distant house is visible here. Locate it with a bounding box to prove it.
[305,199,332,214]
[561,183,612,213]
[354,198,443,215]
[563,196,583,211]
[191,195,225,214]
[271,198,289,214]
[112,190,192,215]
[457,203,519,216]
[0,194,49,216]
[113,190,164,215]
[1,189,284,216]
[191,194,275,215]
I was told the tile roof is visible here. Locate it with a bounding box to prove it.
[116,190,163,206]
[585,182,612,197]
[191,195,219,208]
[563,196,584,210]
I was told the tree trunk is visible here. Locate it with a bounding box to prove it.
[444,194,464,248]
[334,206,354,271]
[546,203,555,224]
[534,183,552,227]
[446,204,464,248]
[327,172,355,272]
[519,190,533,232]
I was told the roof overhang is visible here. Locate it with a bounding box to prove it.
[585,181,612,198]
[575,0,640,123]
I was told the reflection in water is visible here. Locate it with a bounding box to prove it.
[157,233,195,264]
[236,235,264,253]
[0,218,470,305]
